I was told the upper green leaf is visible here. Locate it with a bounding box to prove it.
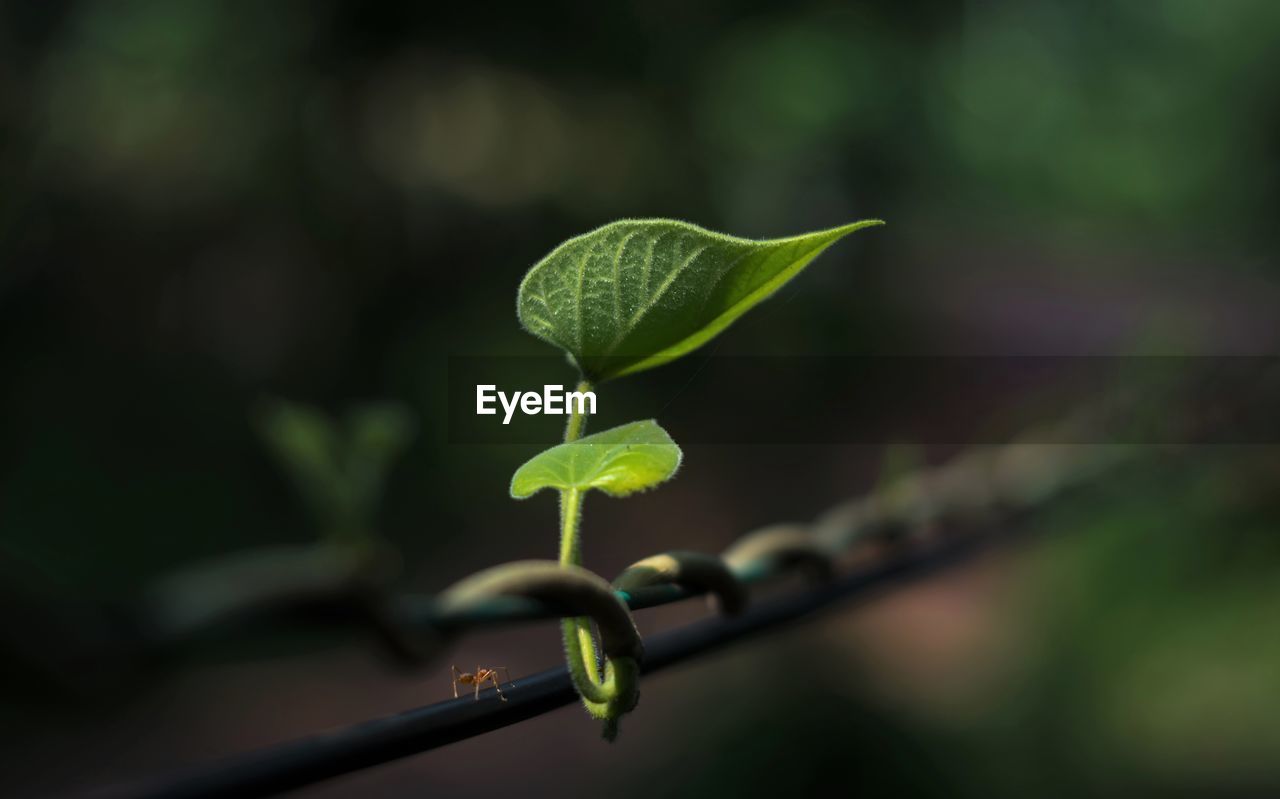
[510,420,682,499]
[517,218,883,382]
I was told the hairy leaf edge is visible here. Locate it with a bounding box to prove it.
[508,419,684,499]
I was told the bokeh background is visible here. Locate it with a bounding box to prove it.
[2,1,1279,796]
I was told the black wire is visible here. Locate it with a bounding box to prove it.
[94,529,998,799]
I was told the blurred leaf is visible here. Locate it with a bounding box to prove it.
[346,402,416,457]
[345,402,417,522]
[254,399,344,523]
[254,399,415,539]
[509,419,681,498]
[517,219,882,382]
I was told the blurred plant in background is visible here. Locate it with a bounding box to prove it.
[254,399,414,548]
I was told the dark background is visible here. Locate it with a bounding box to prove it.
[1,1,1278,797]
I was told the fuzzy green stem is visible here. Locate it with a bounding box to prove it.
[562,379,592,442]
[555,380,639,733]
[558,487,584,565]
[559,486,607,700]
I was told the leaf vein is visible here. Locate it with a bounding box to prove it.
[621,242,711,336]
[611,228,640,336]
[573,241,595,354]
[638,229,670,298]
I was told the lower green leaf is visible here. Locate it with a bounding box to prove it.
[509,420,682,499]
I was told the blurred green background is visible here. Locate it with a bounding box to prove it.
[0,1,1277,796]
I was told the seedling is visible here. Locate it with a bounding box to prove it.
[510,218,882,738]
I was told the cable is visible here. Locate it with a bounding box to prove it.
[90,433,1120,799]
[98,527,1002,799]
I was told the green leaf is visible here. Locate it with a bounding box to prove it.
[510,420,682,499]
[517,218,883,382]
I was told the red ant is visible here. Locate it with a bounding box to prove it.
[451,665,513,701]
